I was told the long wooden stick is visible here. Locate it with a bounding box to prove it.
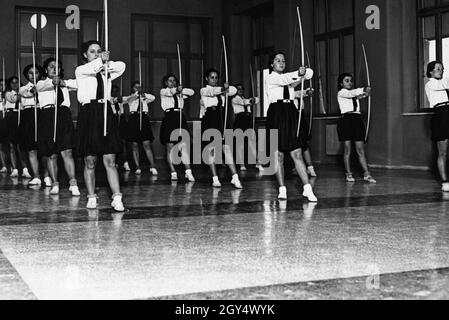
[222,36,229,133]
[139,51,142,132]
[249,63,256,130]
[296,6,305,138]
[17,58,21,127]
[306,51,313,137]
[32,42,37,142]
[177,44,182,136]
[362,44,371,142]
[96,21,99,42]
[103,0,108,137]
[54,23,59,142]
[2,56,5,119]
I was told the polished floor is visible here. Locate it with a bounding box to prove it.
[1,161,449,300]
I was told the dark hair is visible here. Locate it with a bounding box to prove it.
[235,83,243,89]
[81,40,102,61]
[337,73,353,91]
[131,81,141,91]
[161,73,178,88]
[23,64,43,81]
[204,68,219,83]
[42,58,64,79]
[427,61,443,78]
[268,51,287,73]
[5,76,19,91]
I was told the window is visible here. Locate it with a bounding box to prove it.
[250,2,274,117]
[314,0,355,115]
[418,0,449,109]
[131,15,210,121]
[16,7,102,119]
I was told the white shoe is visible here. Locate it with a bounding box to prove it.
[442,182,449,192]
[0,167,7,173]
[22,168,32,179]
[302,184,318,202]
[240,166,247,172]
[10,169,19,178]
[307,166,317,177]
[212,177,222,188]
[256,165,264,172]
[123,162,131,171]
[278,186,287,200]
[111,195,125,212]
[69,185,81,197]
[50,185,59,195]
[231,176,243,189]
[44,177,52,187]
[185,170,195,182]
[171,172,178,181]
[364,175,377,184]
[29,178,42,186]
[135,169,142,175]
[87,196,98,209]
[150,168,158,175]
[345,173,355,183]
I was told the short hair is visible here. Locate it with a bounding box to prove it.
[427,61,443,78]
[131,81,141,90]
[337,73,353,91]
[161,73,178,88]
[42,58,64,79]
[268,51,287,73]
[81,40,102,61]
[204,68,219,83]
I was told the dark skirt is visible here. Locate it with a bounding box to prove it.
[0,113,8,144]
[233,112,253,132]
[337,113,366,142]
[19,108,39,152]
[4,111,20,145]
[266,102,308,153]
[76,102,123,157]
[38,106,75,157]
[431,105,449,142]
[118,115,128,141]
[125,112,154,143]
[201,106,225,134]
[160,109,188,145]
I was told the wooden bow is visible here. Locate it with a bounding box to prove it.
[17,58,21,127]
[362,44,371,142]
[222,35,229,134]
[103,0,109,137]
[54,23,59,142]
[177,43,182,136]
[250,63,256,130]
[306,51,313,137]
[296,6,305,138]
[138,51,142,131]
[32,42,38,142]
[2,56,5,119]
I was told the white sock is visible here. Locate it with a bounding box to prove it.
[213,176,220,183]
[232,174,239,181]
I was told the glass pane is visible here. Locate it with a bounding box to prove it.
[442,12,449,38]
[316,41,327,114]
[329,38,339,114]
[20,13,35,46]
[329,0,353,30]
[190,24,203,54]
[189,60,202,119]
[262,15,274,48]
[315,0,326,34]
[42,14,77,49]
[343,35,354,75]
[420,0,437,8]
[61,54,78,80]
[421,16,436,109]
[171,59,186,85]
[151,57,167,120]
[134,20,149,52]
[82,17,99,42]
[153,21,187,53]
[134,56,149,92]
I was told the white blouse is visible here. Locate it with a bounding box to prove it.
[123,92,155,113]
[425,78,449,108]
[160,87,195,111]
[232,95,260,114]
[36,78,77,108]
[5,90,19,110]
[265,69,314,104]
[200,85,237,111]
[337,88,366,114]
[75,57,126,105]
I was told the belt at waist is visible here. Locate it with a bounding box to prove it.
[82,99,109,106]
[235,111,251,116]
[130,111,148,114]
[434,102,449,109]
[276,99,294,104]
[22,105,38,110]
[165,108,181,113]
[342,112,361,116]
[5,109,19,112]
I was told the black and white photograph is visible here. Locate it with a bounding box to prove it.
[0,0,448,307]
